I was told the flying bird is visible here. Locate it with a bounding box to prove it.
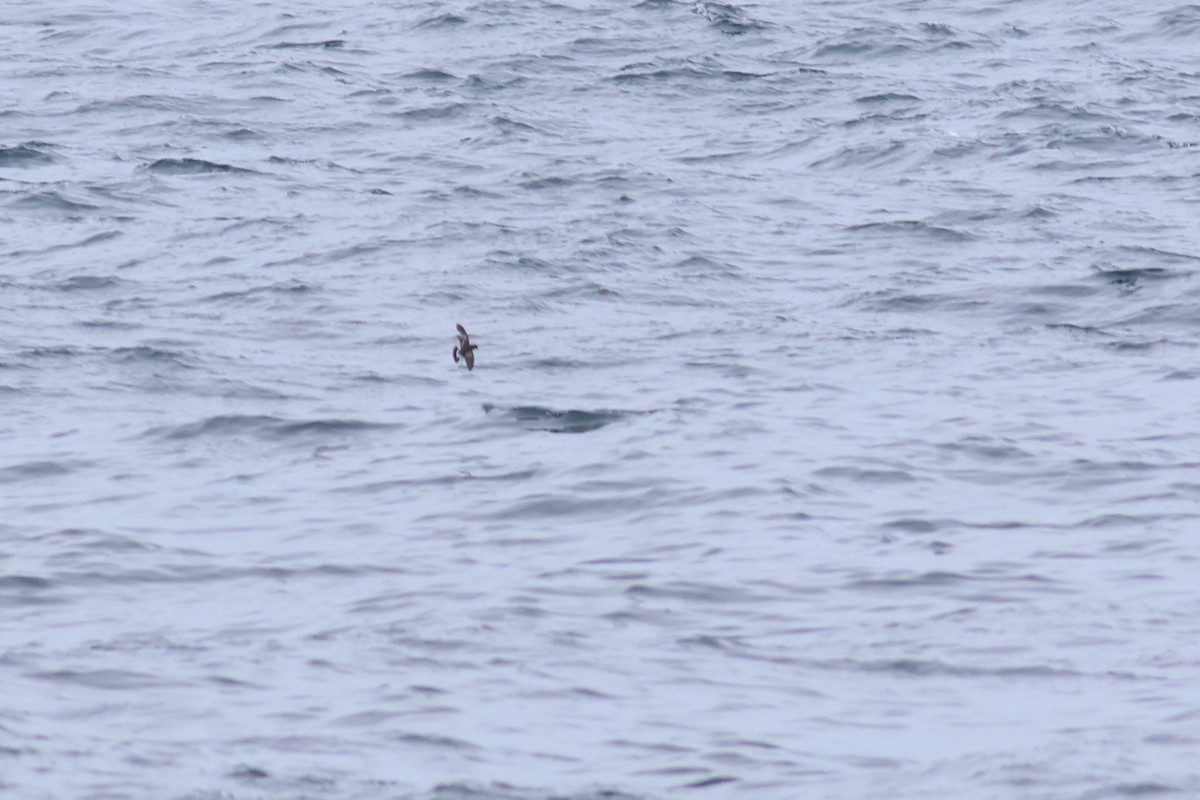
[453,323,478,370]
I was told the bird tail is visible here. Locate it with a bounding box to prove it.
[452,347,460,363]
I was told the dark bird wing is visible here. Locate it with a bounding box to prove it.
[453,346,460,363]
[463,347,474,370]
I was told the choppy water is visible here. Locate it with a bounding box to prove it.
[3,2,1200,798]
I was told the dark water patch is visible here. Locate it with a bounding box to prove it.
[451,183,502,198]
[1079,783,1182,799]
[847,289,987,315]
[627,581,761,604]
[847,219,974,242]
[526,355,616,370]
[677,149,750,165]
[1111,301,1200,330]
[485,252,563,273]
[1152,5,1200,38]
[414,13,467,29]
[846,108,929,130]
[59,563,411,591]
[518,173,574,190]
[339,469,536,495]
[7,229,122,260]
[1059,458,1183,489]
[1019,301,1079,321]
[203,279,319,303]
[110,345,195,367]
[0,574,54,591]
[424,785,644,800]
[483,404,640,434]
[678,634,740,652]
[0,142,54,166]
[1077,514,1177,532]
[722,69,768,81]
[937,437,1032,462]
[540,281,621,301]
[354,371,394,383]
[460,73,530,93]
[674,255,742,280]
[41,527,153,553]
[228,764,270,781]
[849,570,967,590]
[353,372,441,388]
[611,61,770,85]
[920,21,955,36]
[814,465,917,485]
[882,518,941,534]
[55,274,122,291]
[856,92,921,105]
[282,62,353,79]
[1091,265,1177,289]
[812,28,916,60]
[682,358,761,380]
[394,103,468,121]
[1029,283,1101,299]
[147,157,258,175]
[222,127,262,141]
[12,191,98,213]
[684,776,737,789]
[1022,204,1057,219]
[405,69,458,81]
[1045,322,1115,337]
[347,87,392,100]
[207,379,296,401]
[1035,153,1138,174]
[1102,337,1170,352]
[76,318,139,331]
[31,669,168,690]
[266,155,358,171]
[491,115,548,135]
[267,39,345,49]
[393,732,478,750]
[610,738,696,755]
[1104,245,1200,271]
[149,414,394,442]
[1069,175,1138,186]
[825,658,1079,679]
[19,345,79,361]
[612,61,722,84]
[1040,124,1159,154]
[0,459,87,484]
[1115,245,1200,265]
[73,93,195,114]
[330,710,400,727]
[809,141,908,170]
[0,573,62,606]
[998,101,1116,125]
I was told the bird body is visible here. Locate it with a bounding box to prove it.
[453,323,478,370]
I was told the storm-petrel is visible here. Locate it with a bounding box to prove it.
[453,323,478,370]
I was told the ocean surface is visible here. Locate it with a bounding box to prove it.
[3,1,1200,798]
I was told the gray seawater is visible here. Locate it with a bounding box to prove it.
[3,1,1200,798]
